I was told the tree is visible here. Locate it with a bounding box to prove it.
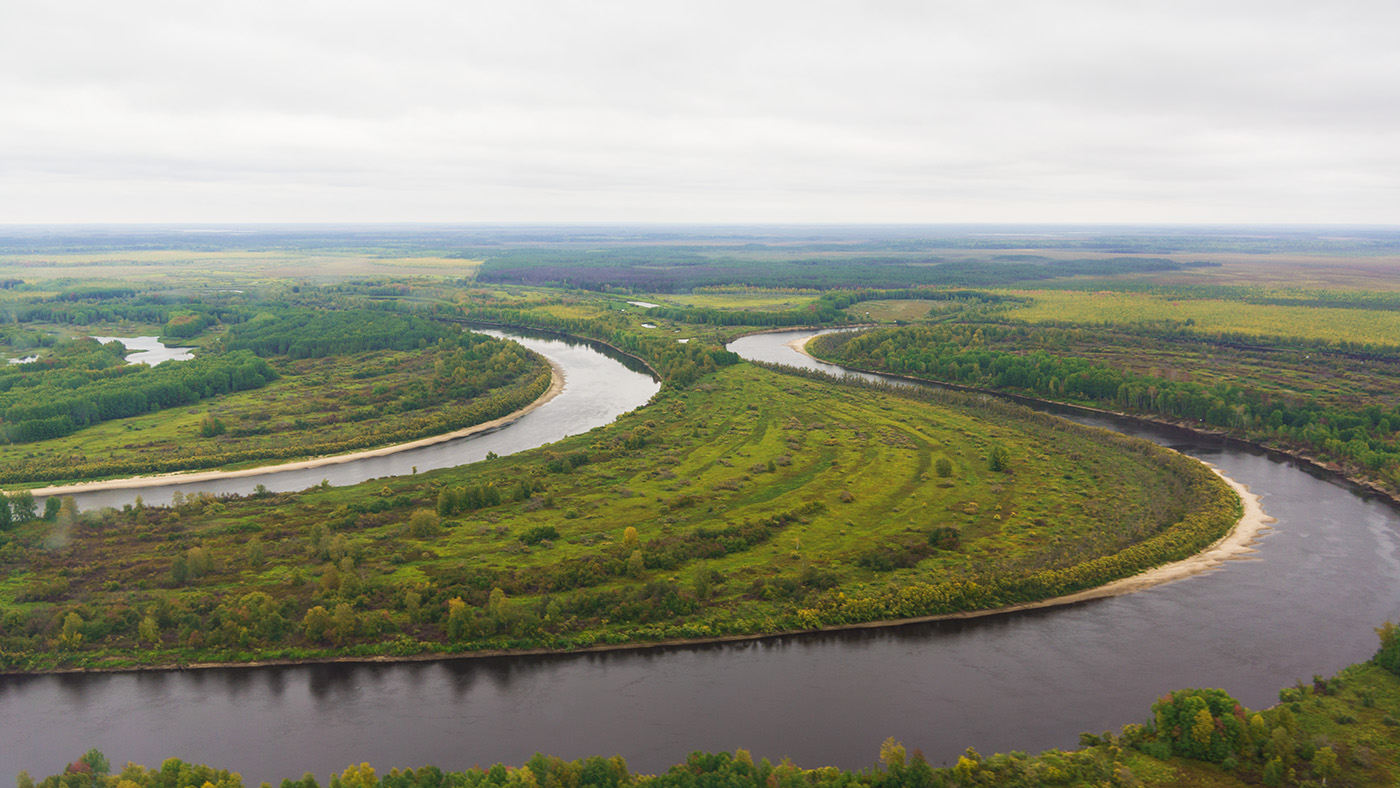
[138,614,161,647]
[1376,620,1400,675]
[1314,746,1337,785]
[934,457,953,478]
[446,597,471,641]
[0,492,11,531]
[303,605,332,642]
[987,444,1011,472]
[43,496,61,522]
[10,490,36,523]
[408,509,440,538]
[331,603,357,645]
[58,611,84,650]
[79,749,110,778]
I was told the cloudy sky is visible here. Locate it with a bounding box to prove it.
[3,1,1397,225]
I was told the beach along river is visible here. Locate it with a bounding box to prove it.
[3,328,1399,783]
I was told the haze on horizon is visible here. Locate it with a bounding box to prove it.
[3,1,1397,226]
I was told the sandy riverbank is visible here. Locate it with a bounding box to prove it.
[21,359,566,498]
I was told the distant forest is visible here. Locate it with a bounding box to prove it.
[473,249,1207,292]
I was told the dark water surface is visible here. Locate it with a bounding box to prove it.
[4,329,1399,782]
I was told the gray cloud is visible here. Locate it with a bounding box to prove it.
[2,0,1397,223]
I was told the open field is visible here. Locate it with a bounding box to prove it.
[1008,289,1400,346]
[0,250,481,286]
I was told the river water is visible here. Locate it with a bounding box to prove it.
[3,329,1399,783]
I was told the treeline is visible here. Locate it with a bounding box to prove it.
[2,292,246,337]
[23,631,1399,788]
[809,324,1400,489]
[222,309,454,359]
[0,346,276,444]
[476,248,1199,292]
[641,289,1021,328]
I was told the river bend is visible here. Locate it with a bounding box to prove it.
[2,328,1398,783]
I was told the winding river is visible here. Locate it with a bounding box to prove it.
[3,328,1399,783]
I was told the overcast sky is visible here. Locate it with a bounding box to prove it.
[3,1,1397,225]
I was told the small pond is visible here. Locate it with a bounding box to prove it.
[89,336,195,366]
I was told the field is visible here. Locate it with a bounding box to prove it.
[1008,289,1400,347]
[0,250,482,287]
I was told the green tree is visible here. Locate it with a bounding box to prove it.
[43,496,61,522]
[408,509,440,538]
[79,749,110,777]
[1376,620,1400,675]
[987,444,1011,472]
[302,605,332,642]
[934,457,953,477]
[58,611,84,650]
[10,490,36,523]
[0,491,11,531]
[331,603,357,645]
[138,614,161,647]
[1314,745,1337,785]
[446,597,471,641]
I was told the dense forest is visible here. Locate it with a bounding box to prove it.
[0,341,276,443]
[810,324,1400,491]
[475,248,1206,292]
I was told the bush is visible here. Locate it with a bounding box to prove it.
[1376,621,1400,676]
[522,525,559,545]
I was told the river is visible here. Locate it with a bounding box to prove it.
[3,328,1398,783]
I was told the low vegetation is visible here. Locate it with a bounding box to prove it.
[0,362,1235,671]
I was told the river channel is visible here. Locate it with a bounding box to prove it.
[3,328,1399,783]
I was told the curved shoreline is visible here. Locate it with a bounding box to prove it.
[7,339,1273,675]
[19,358,566,498]
[12,465,1268,676]
[791,329,1400,507]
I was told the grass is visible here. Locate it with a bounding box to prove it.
[1008,289,1400,347]
[0,362,1223,669]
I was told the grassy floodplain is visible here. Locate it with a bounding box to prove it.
[1006,289,1400,349]
[0,360,1237,671]
[0,344,550,486]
